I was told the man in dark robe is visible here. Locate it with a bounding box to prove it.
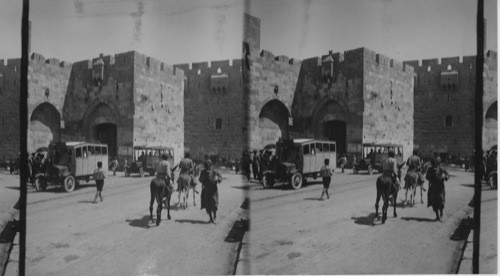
[426,157,449,221]
[199,161,222,223]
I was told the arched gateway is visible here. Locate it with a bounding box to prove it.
[258,99,289,147]
[84,102,119,158]
[313,100,348,154]
[29,102,61,152]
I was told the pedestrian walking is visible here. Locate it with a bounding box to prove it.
[338,154,347,173]
[426,157,449,221]
[199,161,222,223]
[319,158,334,200]
[110,156,119,176]
[93,161,106,203]
[252,149,260,180]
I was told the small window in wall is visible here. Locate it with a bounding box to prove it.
[217,68,222,74]
[427,66,431,72]
[445,115,453,127]
[76,147,82,158]
[215,118,223,130]
[447,65,452,70]
[197,69,201,75]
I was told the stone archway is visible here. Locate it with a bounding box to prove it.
[258,99,289,147]
[485,101,497,121]
[85,102,118,157]
[484,101,497,150]
[29,102,61,152]
[313,100,348,154]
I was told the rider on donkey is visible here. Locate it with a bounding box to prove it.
[382,149,400,190]
[156,153,174,190]
[178,152,197,192]
[406,150,425,186]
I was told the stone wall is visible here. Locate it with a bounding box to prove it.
[291,49,365,157]
[27,53,72,152]
[246,49,301,150]
[134,52,185,165]
[62,52,136,162]
[483,50,497,151]
[364,49,414,160]
[0,58,21,161]
[405,55,477,158]
[174,59,244,162]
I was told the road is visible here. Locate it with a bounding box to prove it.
[25,169,246,275]
[0,171,20,227]
[248,166,474,274]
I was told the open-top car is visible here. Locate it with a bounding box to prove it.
[352,143,404,174]
[34,142,109,192]
[124,146,174,177]
[261,138,337,190]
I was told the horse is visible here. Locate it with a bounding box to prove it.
[149,177,172,226]
[375,162,405,224]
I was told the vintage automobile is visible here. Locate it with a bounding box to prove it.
[352,143,404,174]
[124,146,174,177]
[34,142,109,192]
[261,139,337,190]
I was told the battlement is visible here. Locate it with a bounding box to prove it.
[256,48,301,68]
[173,59,243,76]
[29,52,72,69]
[404,55,477,72]
[364,48,413,74]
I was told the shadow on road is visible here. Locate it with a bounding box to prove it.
[231,185,253,191]
[351,213,377,226]
[450,217,474,241]
[126,216,152,229]
[175,219,210,224]
[5,186,19,191]
[304,197,321,201]
[77,200,96,204]
[400,216,436,222]
[459,183,475,188]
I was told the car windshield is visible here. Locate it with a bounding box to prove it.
[52,147,72,165]
[279,145,299,163]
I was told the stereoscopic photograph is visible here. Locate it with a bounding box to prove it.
[0,0,497,275]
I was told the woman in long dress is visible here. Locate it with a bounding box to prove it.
[199,161,222,223]
[426,157,449,221]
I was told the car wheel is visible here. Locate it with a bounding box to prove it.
[139,167,145,178]
[489,174,497,189]
[290,172,303,190]
[34,176,47,192]
[262,174,270,189]
[368,165,374,175]
[63,175,76,192]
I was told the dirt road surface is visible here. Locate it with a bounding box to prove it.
[25,169,246,275]
[248,167,474,274]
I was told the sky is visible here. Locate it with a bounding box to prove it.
[0,0,497,64]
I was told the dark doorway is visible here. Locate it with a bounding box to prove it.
[94,123,117,157]
[323,120,346,154]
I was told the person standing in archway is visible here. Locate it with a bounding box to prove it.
[252,149,260,180]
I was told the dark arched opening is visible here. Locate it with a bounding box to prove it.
[86,103,118,157]
[29,102,61,151]
[258,99,289,147]
[314,100,348,154]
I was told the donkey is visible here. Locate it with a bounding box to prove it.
[149,178,172,226]
[404,164,428,206]
[375,162,405,224]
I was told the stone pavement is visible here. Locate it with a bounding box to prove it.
[458,184,497,274]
